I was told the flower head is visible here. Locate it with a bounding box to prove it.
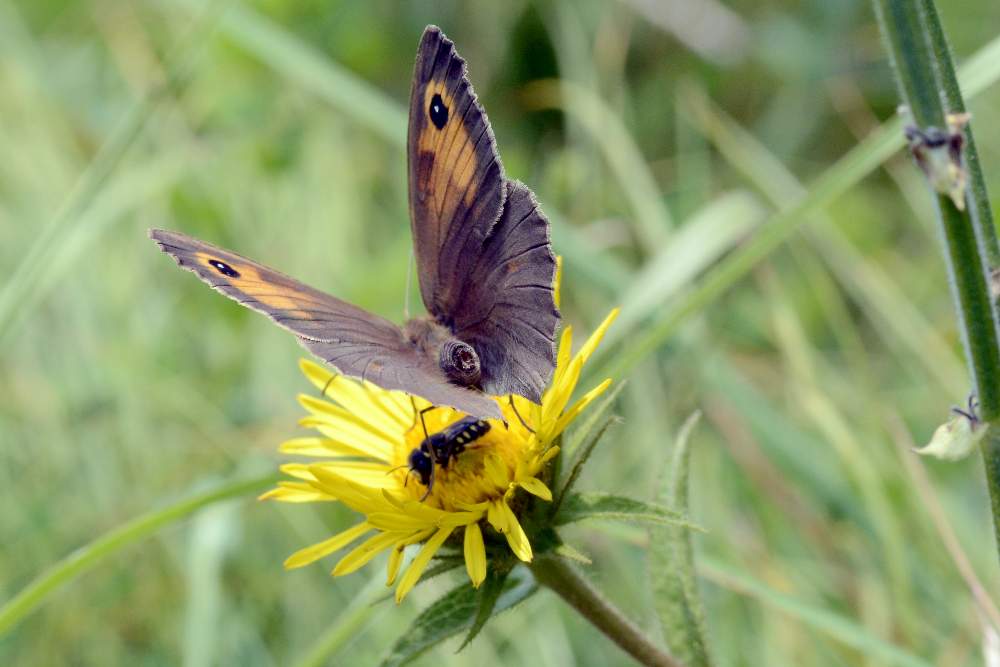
[263,306,618,602]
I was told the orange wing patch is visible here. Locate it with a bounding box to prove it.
[416,83,479,220]
[191,251,313,319]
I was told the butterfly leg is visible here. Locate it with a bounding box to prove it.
[508,396,535,434]
[408,397,439,441]
[319,375,336,398]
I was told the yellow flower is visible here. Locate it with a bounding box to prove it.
[262,308,618,603]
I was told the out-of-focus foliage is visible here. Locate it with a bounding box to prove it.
[2,0,1000,664]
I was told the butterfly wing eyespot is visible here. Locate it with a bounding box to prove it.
[408,26,506,317]
[428,93,448,129]
[408,28,558,405]
[208,259,240,278]
[149,228,501,419]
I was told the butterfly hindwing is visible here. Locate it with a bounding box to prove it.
[408,27,559,403]
[449,181,559,402]
[408,25,506,318]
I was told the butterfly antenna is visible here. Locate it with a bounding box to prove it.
[508,396,535,434]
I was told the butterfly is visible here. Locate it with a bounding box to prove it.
[150,26,559,420]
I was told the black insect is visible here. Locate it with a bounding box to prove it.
[406,417,491,500]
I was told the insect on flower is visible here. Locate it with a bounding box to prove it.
[404,415,492,500]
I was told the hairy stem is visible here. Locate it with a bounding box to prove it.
[530,557,685,667]
[873,0,1000,565]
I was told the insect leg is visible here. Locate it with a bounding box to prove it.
[420,460,435,502]
[508,396,535,434]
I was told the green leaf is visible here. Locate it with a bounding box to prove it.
[651,411,713,667]
[370,557,465,607]
[554,543,593,565]
[553,492,699,529]
[458,567,510,651]
[552,414,619,517]
[381,568,536,666]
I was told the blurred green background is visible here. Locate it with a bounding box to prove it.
[3,0,1000,664]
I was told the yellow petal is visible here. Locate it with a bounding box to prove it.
[308,461,396,489]
[550,378,613,438]
[484,452,510,489]
[299,358,410,429]
[549,326,574,393]
[540,446,561,464]
[464,522,487,588]
[333,530,406,576]
[298,396,398,459]
[279,436,371,458]
[576,308,619,366]
[299,358,335,392]
[307,467,394,515]
[518,477,552,501]
[498,502,533,562]
[395,525,455,603]
[367,512,436,532]
[259,482,333,503]
[284,522,371,569]
[486,500,508,533]
[386,545,404,586]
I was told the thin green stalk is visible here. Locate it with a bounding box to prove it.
[0,472,279,636]
[933,192,1000,415]
[873,0,1000,562]
[874,0,944,127]
[530,557,685,667]
[917,0,1000,267]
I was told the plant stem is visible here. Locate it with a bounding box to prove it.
[917,0,1000,267]
[983,430,1000,554]
[873,0,1000,565]
[530,557,685,667]
[0,472,279,637]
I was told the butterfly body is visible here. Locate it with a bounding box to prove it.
[402,317,481,387]
[150,26,558,419]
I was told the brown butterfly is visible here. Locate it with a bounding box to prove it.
[150,26,559,420]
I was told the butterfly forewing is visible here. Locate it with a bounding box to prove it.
[150,229,502,418]
[408,27,559,402]
[408,26,505,318]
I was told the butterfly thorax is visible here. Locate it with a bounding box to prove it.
[403,317,481,388]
